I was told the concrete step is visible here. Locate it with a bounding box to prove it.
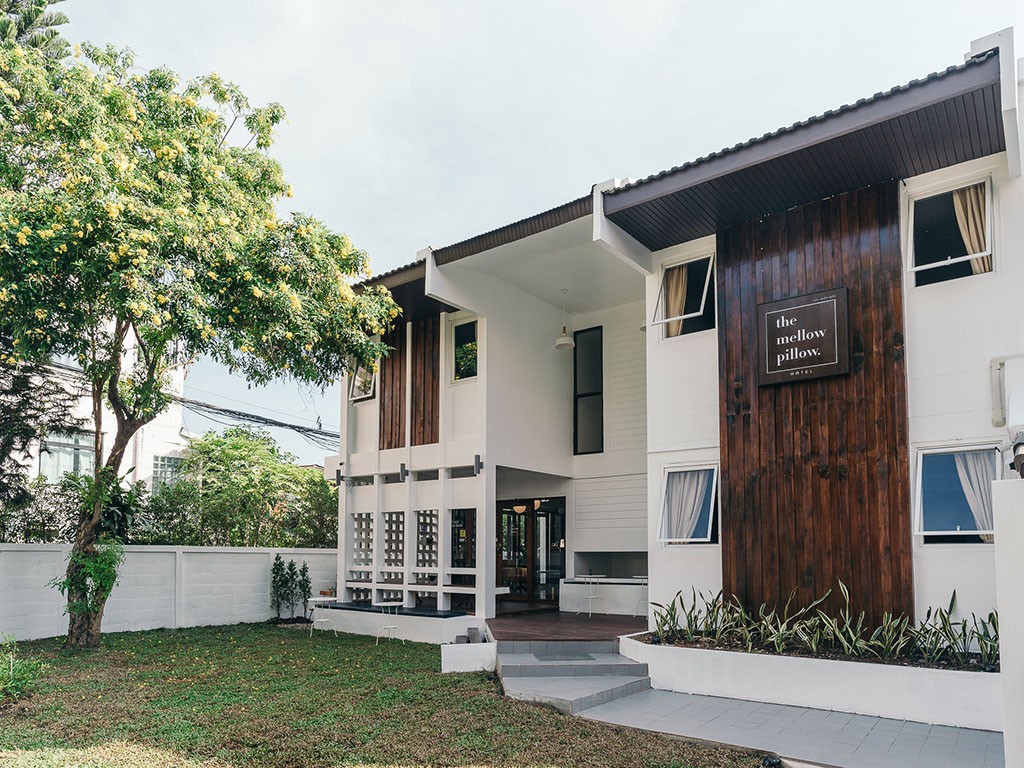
[502,675,651,715]
[497,651,648,678]
[495,639,618,655]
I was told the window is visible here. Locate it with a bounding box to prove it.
[911,180,992,286]
[453,321,477,380]
[573,326,603,455]
[39,431,95,482]
[916,447,998,542]
[348,362,376,401]
[653,254,716,337]
[152,455,184,488]
[659,467,719,544]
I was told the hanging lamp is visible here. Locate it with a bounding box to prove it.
[554,288,575,351]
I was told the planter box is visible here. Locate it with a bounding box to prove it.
[619,634,1002,731]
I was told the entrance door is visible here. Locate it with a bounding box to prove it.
[497,497,566,603]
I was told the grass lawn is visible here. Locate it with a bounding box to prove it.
[0,624,761,768]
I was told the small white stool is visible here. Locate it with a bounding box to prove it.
[577,575,605,617]
[633,575,649,617]
[306,597,338,637]
[374,601,404,645]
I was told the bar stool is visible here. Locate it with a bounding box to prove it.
[374,600,404,645]
[577,574,605,617]
[633,575,649,618]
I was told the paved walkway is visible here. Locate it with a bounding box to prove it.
[581,689,1005,768]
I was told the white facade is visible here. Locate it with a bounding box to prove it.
[333,29,1024,630]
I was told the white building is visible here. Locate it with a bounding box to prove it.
[327,28,1024,635]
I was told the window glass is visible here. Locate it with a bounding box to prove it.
[453,321,477,380]
[660,467,718,543]
[660,256,716,337]
[919,449,997,541]
[152,455,184,488]
[348,362,376,400]
[39,432,95,482]
[573,327,603,455]
[913,182,990,286]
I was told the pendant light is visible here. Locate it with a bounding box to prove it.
[554,288,575,351]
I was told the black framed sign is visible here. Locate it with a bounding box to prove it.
[757,287,849,386]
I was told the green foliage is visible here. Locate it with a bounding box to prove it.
[0,633,42,702]
[649,584,999,671]
[141,426,337,548]
[270,553,285,619]
[49,537,123,615]
[297,561,311,614]
[0,0,68,59]
[284,559,298,618]
[454,340,477,379]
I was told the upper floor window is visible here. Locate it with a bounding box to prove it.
[573,326,603,455]
[39,431,95,482]
[659,466,719,544]
[348,362,376,401]
[916,447,998,543]
[453,320,477,380]
[911,180,992,286]
[653,254,716,338]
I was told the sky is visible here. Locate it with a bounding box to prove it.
[65,0,1024,463]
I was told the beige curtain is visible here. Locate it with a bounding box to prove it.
[664,264,688,338]
[662,469,711,541]
[952,183,990,274]
[954,451,996,543]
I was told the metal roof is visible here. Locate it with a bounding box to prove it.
[604,51,1005,251]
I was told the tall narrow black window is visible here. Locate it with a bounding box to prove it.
[573,327,603,455]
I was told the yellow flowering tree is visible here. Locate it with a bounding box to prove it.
[0,43,397,647]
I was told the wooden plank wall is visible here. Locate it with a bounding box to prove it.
[410,314,440,446]
[379,321,407,450]
[717,182,913,625]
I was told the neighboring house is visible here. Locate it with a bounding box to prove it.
[328,28,1024,628]
[27,358,189,491]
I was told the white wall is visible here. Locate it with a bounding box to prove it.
[902,153,1024,621]
[994,480,1024,766]
[0,544,337,641]
[644,236,723,619]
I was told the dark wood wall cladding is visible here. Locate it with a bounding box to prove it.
[410,314,440,446]
[717,181,913,626]
[379,322,407,451]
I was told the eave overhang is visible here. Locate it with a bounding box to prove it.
[604,51,1006,251]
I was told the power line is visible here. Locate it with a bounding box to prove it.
[172,395,341,451]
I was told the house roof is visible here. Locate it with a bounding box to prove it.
[604,50,1005,250]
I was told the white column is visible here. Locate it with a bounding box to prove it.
[173,548,184,628]
[994,479,1024,765]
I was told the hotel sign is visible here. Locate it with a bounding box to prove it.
[758,287,849,386]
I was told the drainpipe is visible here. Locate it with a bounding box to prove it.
[968,28,1023,178]
[591,179,654,276]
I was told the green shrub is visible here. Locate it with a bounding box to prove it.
[0,634,42,702]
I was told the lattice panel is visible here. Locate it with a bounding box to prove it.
[351,512,373,567]
[383,511,404,568]
[416,510,439,569]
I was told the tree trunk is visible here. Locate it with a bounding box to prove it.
[63,394,144,649]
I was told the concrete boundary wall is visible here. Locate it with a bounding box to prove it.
[0,544,337,641]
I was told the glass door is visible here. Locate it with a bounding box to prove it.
[497,497,565,603]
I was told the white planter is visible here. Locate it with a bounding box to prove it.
[441,642,497,673]
[619,634,1002,731]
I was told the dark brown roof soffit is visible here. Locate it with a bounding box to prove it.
[432,195,593,266]
[360,259,425,290]
[603,51,1004,251]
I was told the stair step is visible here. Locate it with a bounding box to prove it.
[502,675,651,714]
[495,639,618,655]
[497,652,647,678]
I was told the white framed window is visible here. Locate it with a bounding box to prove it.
[39,431,96,482]
[909,178,992,287]
[452,320,478,381]
[658,465,719,544]
[651,253,716,338]
[348,362,376,401]
[915,446,999,542]
[152,455,184,488]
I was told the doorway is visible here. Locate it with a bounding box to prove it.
[497,497,566,603]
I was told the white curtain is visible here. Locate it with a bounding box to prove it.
[954,451,996,542]
[662,469,710,540]
[952,183,990,275]
[664,264,688,338]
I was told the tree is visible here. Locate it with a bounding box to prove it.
[297,561,311,618]
[270,553,285,620]
[0,44,396,647]
[0,0,69,59]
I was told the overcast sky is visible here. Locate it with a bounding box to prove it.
[66,1,1024,463]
